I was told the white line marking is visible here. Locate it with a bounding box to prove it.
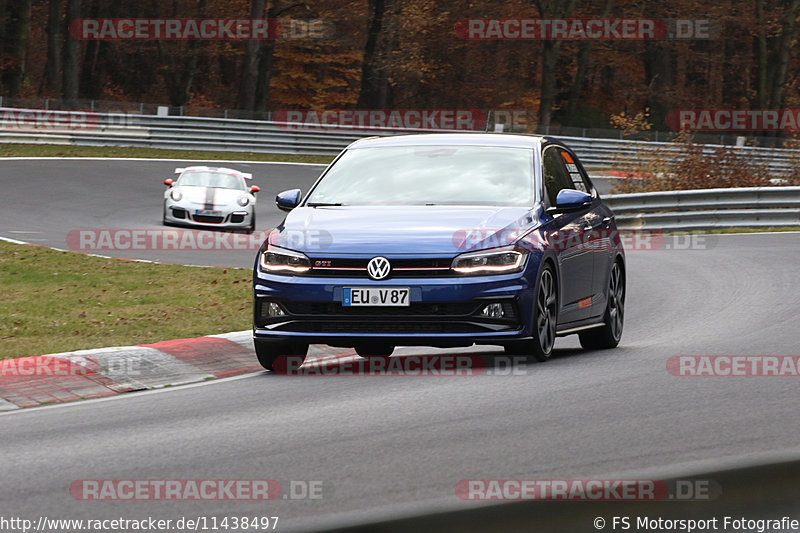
[0,236,32,245]
[0,236,231,269]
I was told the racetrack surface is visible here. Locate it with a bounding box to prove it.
[2,200,800,532]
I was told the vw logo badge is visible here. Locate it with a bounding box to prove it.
[367,256,391,280]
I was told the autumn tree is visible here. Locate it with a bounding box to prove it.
[0,0,33,96]
[61,0,82,102]
[533,0,576,130]
[356,0,394,108]
[238,0,267,111]
[43,0,62,94]
[755,0,800,110]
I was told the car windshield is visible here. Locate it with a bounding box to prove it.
[178,171,245,190]
[305,145,534,206]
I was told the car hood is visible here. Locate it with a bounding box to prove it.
[275,205,536,255]
[173,186,248,207]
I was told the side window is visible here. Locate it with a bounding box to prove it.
[559,149,593,194]
[542,147,574,206]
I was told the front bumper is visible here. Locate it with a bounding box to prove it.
[253,270,536,348]
[164,200,254,228]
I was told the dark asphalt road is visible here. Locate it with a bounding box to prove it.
[2,195,799,532]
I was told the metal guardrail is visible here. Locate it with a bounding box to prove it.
[553,135,800,175]
[604,187,800,231]
[3,107,800,175]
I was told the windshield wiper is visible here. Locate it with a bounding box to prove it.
[306,202,344,207]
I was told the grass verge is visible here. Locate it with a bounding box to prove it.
[0,240,252,360]
[0,143,334,164]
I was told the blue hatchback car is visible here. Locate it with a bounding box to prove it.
[253,133,625,370]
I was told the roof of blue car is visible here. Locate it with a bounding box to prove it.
[347,133,546,149]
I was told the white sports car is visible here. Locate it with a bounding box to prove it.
[162,166,260,230]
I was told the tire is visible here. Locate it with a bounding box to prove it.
[254,340,308,371]
[355,344,394,358]
[579,260,625,350]
[503,263,558,362]
[248,212,256,233]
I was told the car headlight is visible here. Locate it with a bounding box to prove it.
[237,195,249,207]
[451,246,528,275]
[170,189,182,201]
[259,245,311,273]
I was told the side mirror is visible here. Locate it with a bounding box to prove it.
[275,189,302,211]
[163,178,174,186]
[250,185,260,194]
[547,189,592,214]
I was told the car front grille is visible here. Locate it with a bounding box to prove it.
[255,298,520,333]
[273,321,487,334]
[307,257,454,278]
[192,214,225,223]
[282,301,482,317]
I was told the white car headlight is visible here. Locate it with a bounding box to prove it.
[170,189,182,201]
[237,195,250,207]
[451,246,527,275]
[260,245,311,273]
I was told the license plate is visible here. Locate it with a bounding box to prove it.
[195,209,223,216]
[343,287,410,307]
